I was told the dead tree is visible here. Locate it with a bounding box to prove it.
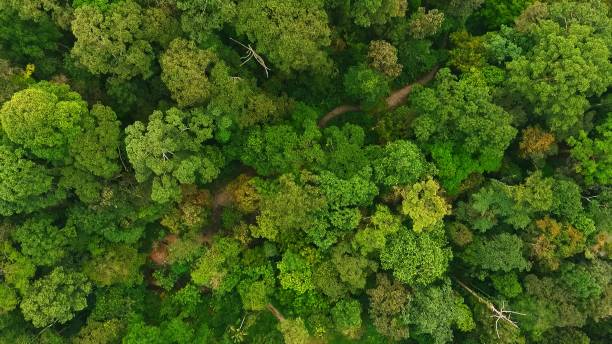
[230,38,272,78]
[455,279,526,339]
[266,303,286,322]
[317,66,440,127]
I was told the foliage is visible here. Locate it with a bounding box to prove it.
[71,1,155,80]
[507,0,612,134]
[567,113,611,185]
[125,107,224,203]
[397,178,451,232]
[160,39,218,108]
[367,40,402,78]
[343,65,390,110]
[20,267,92,328]
[0,0,609,342]
[412,69,517,193]
[380,227,452,286]
[349,0,407,27]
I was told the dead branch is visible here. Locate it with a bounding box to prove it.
[230,37,272,78]
[317,66,440,128]
[455,279,525,339]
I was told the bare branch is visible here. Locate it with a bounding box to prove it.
[230,38,272,78]
[455,279,526,339]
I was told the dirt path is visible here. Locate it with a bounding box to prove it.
[317,66,440,128]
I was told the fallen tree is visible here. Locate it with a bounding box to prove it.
[318,66,440,127]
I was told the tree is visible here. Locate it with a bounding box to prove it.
[0,8,62,77]
[350,0,407,27]
[343,65,390,110]
[567,113,611,186]
[461,233,531,274]
[528,217,586,271]
[240,122,324,176]
[71,1,154,80]
[0,81,88,161]
[458,172,554,231]
[160,39,218,108]
[0,284,18,315]
[20,267,92,328]
[72,319,126,344]
[397,178,451,233]
[367,274,410,341]
[332,298,362,338]
[84,245,145,286]
[354,205,403,254]
[518,126,557,163]
[277,251,315,295]
[278,317,310,344]
[190,237,241,293]
[252,174,326,243]
[0,145,65,216]
[173,0,236,42]
[235,0,332,74]
[412,69,516,193]
[381,227,452,286]
[367,40,402,79]
[507,0,612,134]
[469,0,531,32]
[371,140,432,187]
[403,282,474,344]
[11,215,75,266]
[409,7,445,39]
[125,107,224,203]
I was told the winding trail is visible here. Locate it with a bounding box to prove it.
[318,66,440,128]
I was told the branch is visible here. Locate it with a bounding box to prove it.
[266,303,286,322]
[317,66,440,128]
[455,279,525,339]
[230,38,272,78]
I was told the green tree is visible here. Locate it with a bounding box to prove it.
[0,284,18,315]
[84,245,145,287]
[173,0,236,42]
[403,282,475,344]
[0,9,62,77]
[0,81,88,161]
[235,0,332,74]
[458,172,554,231]
[0,145,65,216]
[507,0,612,134]
[12,215,75,266]
[240,122,324,176]
[191,237,241,293]
[277,251,315,295]
[343,65,390,110]
[73,319,125,344]
[397,178,451,233]
[381,227,452,286]
[71,1,154,80]
[125,107,224,203]
[332,298,362,338]
[350,0,407,27]
[160,39,218,108]
[461,233,531,274]
[20,267,92,328]
[278,318,311,344]
[567,113,611,185]
[412,69,516,193]
[371,140,431,187]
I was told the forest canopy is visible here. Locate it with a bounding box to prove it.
[0,0,610,343]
